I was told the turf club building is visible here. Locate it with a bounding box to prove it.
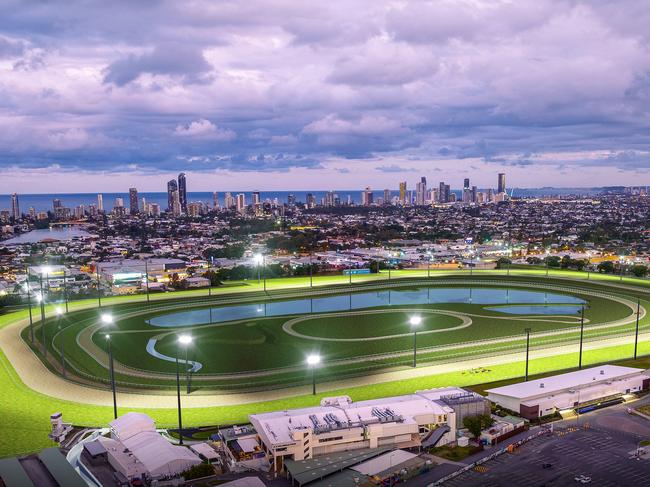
[250,387,487,472]
[486,365,650,420]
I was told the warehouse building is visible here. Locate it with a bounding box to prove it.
[486,365,650,420]
[250,387,483,473]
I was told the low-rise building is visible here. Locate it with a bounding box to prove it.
[486,365,650,419]
[250,387,470,473]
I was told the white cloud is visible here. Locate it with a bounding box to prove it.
[173,119,236,141]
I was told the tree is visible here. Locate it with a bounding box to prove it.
[463,414,494,438]
[496,257,511,269]
[202,270,222,286]
[545,256,561,268]
[631,264,649,278]
[598,261,615,274]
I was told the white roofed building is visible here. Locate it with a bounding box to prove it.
[101,412,201,481]
[486,365,650,419]
[250,387,470,473]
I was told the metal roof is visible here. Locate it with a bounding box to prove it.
[485,365,646,400]
[38,448,87,487]
[0,457,35,487]
[284,447,391,486]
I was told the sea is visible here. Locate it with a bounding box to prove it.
[0,188,605,213]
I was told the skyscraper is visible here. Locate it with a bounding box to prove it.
[383,189,390,204]
[167,179,178,211]
[252,191,261,207]
[212,192,219,209]
[464,178,470,190]
[236,193,246,214]
[498,173,506,194]
[225,192,235,209]
[438,182,447,203]
[129,187,139,214]
[178,172,187,214]
[306,193,316,208]
[97,194,103,212]
[416,180,427,205]
[399,182,407,205]
[362,187,373,206]
[10,193,19,221]
[171,190,181,216]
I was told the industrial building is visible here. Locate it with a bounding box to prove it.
[486,365,650,420]
[250,387,487,473]
[95,412,201,481]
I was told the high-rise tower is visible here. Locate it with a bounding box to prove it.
[129,188,139,215]
[10,193,19,221]
[167,179,178,212]
[178,173,187,214]
[498,173,506,194]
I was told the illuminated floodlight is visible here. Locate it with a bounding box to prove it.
[36,294,43,303]
[409,316,422,327]
[55,307,64,316]
[178,334,192,345]
[41,266,53,275]
[101,313,113,324]
[306,354,321,366]
[254,253,264,265]
[105,334,111,340]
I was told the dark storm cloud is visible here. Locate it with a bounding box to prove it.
[0,0,650,183]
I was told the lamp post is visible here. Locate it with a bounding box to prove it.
[306,354,321,395]
[176,334,193,444]
[96,263,102,308]
[578,306,585,369]
[309,253,313,288]
[179,334,192,395]
[524,328,532,381]
[254,254,266,292]
[410,316,422,368]
[634,298,641,359]
[102,313,118,419]
[24,282,34,343]
[145,259,150,303]
[38,266,52,358]
[55,307,66,377]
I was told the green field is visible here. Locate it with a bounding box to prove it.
[2,269,650,458]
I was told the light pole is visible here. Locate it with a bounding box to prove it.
[179,334,193,394]
[38,266,52,358]
[578,306,585,369]
[634,298,641,359]
[145,259,150,303]
[177,334,193,444]
[410,316,422,367]
[254,254,266,292]
[524,328,531,381]
[55,307,66,377]
[307,354,321,395]
[309,253,313,288]
[24,282,34,343]
[96,263,102,308]
[102,313,118,419]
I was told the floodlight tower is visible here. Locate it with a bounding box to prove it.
[409,316,422,367]
[306,354,321,395]
[176,334,193,444]
[102,313,118,419]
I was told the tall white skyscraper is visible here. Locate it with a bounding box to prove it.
[236,193,246,214]
[97,194,104,212]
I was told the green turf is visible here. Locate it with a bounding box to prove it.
[2,270,650,458]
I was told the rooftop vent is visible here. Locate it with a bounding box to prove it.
[540,383,544,388]
[600,370,605,375]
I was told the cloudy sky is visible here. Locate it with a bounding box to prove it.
[1,0,650,193]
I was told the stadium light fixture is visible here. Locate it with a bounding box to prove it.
[409,316,422,368]
[254,253,264,265]
[306,353,321,395]
[41,266,52,276]
[104,332,118,419]
[101,313,113,325]
[55,307,63,316]
[178,334,192,345]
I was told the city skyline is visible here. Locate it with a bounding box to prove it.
[1,1,650,192]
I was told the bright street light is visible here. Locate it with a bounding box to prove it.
[41,266,52,276]
[178,334,192,345]
[306,353,321,395]
[176,333,194,444]
[253,253,264,265]
[409,316,422,368]
[306,354,321,366]
[55,307,64,316]
[101,313,113,324]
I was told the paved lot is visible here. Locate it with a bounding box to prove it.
[420,396,650,487]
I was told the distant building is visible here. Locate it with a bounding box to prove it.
[129,187,139,215]
[383,189,390,205]
[306,193,316,208]
[167,179,178,212]
[212,191,219,209]
[362,187,373,206]
[498,173,506,194]
[178,172,187,214]
[236,193,246,214]
[464,178,470,190]
[399,181,407,205]
[10,193,19,221]
[97,193,103,212]
[415,180,427,206]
